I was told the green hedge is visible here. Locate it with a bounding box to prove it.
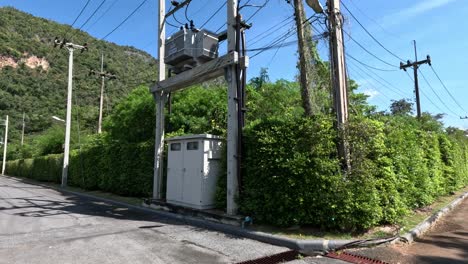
[229,115,468,230]
[3,136,154,198]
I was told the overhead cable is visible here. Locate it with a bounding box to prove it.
[101,0,148,40]
[343,30,398,68]
[340,0,404,61]
[70,0,92,28]
[85,0,120,31]
[346,53,398,72]
[429,65,466,113]
[419,69,460,116]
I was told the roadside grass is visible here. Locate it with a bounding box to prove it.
[252,185,468,240]
[397,185,468,235]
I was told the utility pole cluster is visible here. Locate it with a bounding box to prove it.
[400,40,431,119]
[53,38,88,187]
[89,54,117,134]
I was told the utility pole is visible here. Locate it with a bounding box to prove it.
[400,40,431,119]
[21,112,25,146]
[90,54,116,134]
[226,0,240,215]
[293,0,313,116]
[2,115,8,175]
[460,116,468,120]
[328,0,350,168]
[54,38,87,187]
[153,0,167,200]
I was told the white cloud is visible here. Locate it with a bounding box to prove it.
[380,0,458,27]
[363,88,379,99]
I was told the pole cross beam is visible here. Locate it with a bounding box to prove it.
[399,40,431,119]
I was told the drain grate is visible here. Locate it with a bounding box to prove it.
[326,252,390,264]
[236,250,301,264]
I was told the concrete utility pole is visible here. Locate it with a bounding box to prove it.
[21,112,25,146]
[400,40,431,119]
[54,39,87,187]
[328,0,350,167]
[2,115,8,175]
[293,0,313,116]
[226,0,240,215]
[153,0,167,200]
[90,54,116,134]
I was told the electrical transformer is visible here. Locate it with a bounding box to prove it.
[166,134,223,210]
[164,28,219,73]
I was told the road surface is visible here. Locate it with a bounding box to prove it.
[0,176,349,264]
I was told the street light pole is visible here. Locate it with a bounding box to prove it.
[2,115,9,175]
[53,38,87,187]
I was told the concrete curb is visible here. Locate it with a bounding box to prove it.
[399,191,468,244]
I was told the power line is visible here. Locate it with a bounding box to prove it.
[101,0,148,40]
[343,29,398,68]
[245,0,270,22]
[346,53,398,72]
[347,64,393,101]
[429,65,466,113]
[340,0,404,61]
[348,57,406,98]
[200,2,226,29]
[248,15,295,45]
[70,0,92,28]
[419,69,460,116]
[347,0,402,40]
[85,0,120,31]
[78,0,107,30]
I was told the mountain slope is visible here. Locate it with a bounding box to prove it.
[0,7,158,140]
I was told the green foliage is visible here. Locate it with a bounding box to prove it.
[103,86,155,143]
[169,85,227,135]
[0,7,157,154]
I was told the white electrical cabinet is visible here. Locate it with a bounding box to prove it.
[166,134,223,210]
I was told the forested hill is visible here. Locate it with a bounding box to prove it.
[0,7,158,139]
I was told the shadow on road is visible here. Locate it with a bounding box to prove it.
[0,176,220,235]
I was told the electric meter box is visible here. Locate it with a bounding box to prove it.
[166,134,223,210]
[164,28,219,73]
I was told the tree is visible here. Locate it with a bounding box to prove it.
[390,99,413,115]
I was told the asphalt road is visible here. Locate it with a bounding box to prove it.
[0,176,349,264]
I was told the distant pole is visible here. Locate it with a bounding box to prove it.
[98,54,105,134]
[21,112,25,146]
[54,38,87,187]
[90,53,116,134]
[2,115,9,175]
[400,40,431,119]
[153,0,167,200]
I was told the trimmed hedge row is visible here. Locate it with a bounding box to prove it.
[236,115,468,230]
[4,137,154,197]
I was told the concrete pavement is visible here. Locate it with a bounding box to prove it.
[0,176,349,264]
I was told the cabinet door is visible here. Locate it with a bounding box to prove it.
[182,141,202,205]
[167,142,184,202]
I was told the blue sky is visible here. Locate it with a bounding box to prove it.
[0,0,467,129]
